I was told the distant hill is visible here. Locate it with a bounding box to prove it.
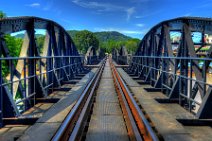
[67,30,135,42]
[67,30,140,53]
[14,33,25,38]
[67,30,80,39]
[14,30,137,42]
[94,31,132,42]
[11,30,139,54]
[14,33,44,38]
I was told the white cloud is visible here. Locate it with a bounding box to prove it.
[72,0,136,21]
[131,0,150,3]
[183,13,191,17]
[72,0,124,11]
[197,0,212,8]
[61,19,73,24]
[43,2,52,11]
[26,3,40,7]
[134,10,162,19]
[42,0,56,11]
[136,23,144,27]
[135,16,142,19]
[25,0,61,15]
[126,7,135,21]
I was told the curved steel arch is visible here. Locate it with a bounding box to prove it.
[135,17,212,55]
[0,17,85,126]
[0,16,78,55]
[130,17,212,119]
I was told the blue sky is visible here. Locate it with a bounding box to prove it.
[1,0,212,39]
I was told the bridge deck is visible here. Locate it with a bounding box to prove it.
[0,68,96,141]
[17,68,97,141]
[85,60,129,141]
[117,68,212,141]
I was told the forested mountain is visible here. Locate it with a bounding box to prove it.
[67,30,79,39]
[68,30,140,53]
[14,30,140,53]
[95,31,132,42]
[15,30,136,41]
[68,30,133,42]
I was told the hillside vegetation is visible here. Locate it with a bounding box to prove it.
[13,30,140,54]
[68,30,140,53]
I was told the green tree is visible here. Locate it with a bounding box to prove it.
[125,39,140,53]
[100,40,121,53]
[99,39,139,54]
[0,10,6,19]
[36,36,45,54]
[2,35,23,77]
[73,30,99,54]
[4,35,23,57]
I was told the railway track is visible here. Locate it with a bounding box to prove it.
[51,57,159,141]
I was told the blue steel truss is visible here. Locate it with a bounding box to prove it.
[0,17,87,127]
[127,17,212,119]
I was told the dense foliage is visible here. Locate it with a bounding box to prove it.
[2,35,23,77]
[94,31,131,42]
[4,35,23,57]
[1,30,140,78]
[36,36,45,54]
[99,39,140,53]
[12,30,140,56]
[73,30,99,54]
[69,30,140,54]
[0,10,6,18]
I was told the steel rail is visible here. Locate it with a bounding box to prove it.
[68,58,106,141]
[110,59,159,141]
[110,59,143,141]
[51,58,106,141]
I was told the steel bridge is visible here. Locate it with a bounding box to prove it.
[0,16,212,141]
[128,17,212,119]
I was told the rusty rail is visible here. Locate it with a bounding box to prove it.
[110,58,158,141]
[51,58,106,141]
[52,57,158,141]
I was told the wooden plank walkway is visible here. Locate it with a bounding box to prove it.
[85,60,129,141]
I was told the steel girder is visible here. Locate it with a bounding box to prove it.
[112,46,129,65]
[85,46,104,65]
[0,16,83,127]
[112,48,119,63]
[130,17,212,119]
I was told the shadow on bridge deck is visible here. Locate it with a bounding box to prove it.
[0,67,98,141]
[117,66,212,141]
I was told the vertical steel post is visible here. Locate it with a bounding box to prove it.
[27,19,36,109]
[0,34,3,127]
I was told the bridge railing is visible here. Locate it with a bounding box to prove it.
[0,56,85,123]
[0,16,87,127]
[129,55,212,119]
[127,17,212,119]
[86,55,102,65]
[112,55,131,65]
[117,56,128,65]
